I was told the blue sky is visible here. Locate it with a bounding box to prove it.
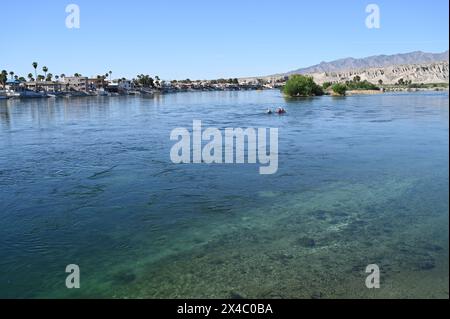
[1,0,448,80]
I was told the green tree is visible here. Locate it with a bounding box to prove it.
[42,66,48,78]
[332,83,347,96]
[154,75,161,86]
[32,62,38,80]
[322,82,332,90]
[346,79,379,90]
[136,74,155,88]
[9,71,14,80]
[0,70,7,89]
[378,79,383,85]
[283,75,324,97]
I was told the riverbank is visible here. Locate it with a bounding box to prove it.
[1,84,448,102]
[0,83,271,100]
[346,89,384,95]
[328,87,448,96]
[383,86,449,93]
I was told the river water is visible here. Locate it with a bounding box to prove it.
[0,90,448,298]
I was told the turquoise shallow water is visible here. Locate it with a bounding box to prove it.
[0,90,448,298]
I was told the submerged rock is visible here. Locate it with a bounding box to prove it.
[311,210,329,220]
[423,244,444,252]
[229,291,245,299]
[333,211,349,217]
[296,237,316,248]
[311,210,349,221]
[416,259,435,271]
[311,291,323,299]
[111,270,137,285]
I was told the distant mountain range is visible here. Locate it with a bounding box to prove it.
[285,50,449,75]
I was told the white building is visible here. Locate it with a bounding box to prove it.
[118,79,133,91]
[63,76,88,91]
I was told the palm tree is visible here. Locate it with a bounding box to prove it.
[32,62,38,78]
[43,66,48,79]
[28,73,33,82]
[9,71,14,80]
[32,62,38,91]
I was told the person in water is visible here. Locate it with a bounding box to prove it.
[276,107,286,114]
[266,108,273,114]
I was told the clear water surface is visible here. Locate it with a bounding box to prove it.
[0,90,448,298]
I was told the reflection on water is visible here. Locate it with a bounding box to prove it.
[0,91,448,298]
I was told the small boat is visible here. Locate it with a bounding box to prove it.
[6,92,21,98]
[140,89,154,98]
[96,89,110,96]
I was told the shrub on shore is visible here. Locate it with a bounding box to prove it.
[346,79,379,90]
[283,75,324,97]
[322,82,332,90]
[332,83,348,96]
